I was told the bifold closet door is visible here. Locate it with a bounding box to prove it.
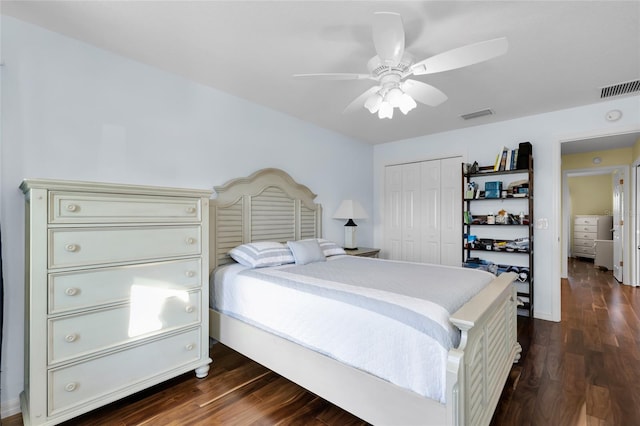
[439,157,462,266]
[385,157,461,265]
[421,157,461,266]
[385,163,422,262]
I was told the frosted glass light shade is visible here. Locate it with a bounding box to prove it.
[398,93,417,114]
[378,102,393,119]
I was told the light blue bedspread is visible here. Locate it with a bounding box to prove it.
[239,256,494,349]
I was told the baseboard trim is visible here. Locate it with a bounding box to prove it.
[1,397,21,419]
[533,310,556,322]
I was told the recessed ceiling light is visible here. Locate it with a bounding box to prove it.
[592,156,602,164]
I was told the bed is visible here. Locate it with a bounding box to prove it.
[208,168,521,426]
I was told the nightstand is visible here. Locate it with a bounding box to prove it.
[344,247,380,258]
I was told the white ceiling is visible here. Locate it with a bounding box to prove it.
[2,1,640,145]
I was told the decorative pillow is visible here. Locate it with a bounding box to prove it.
[317,238,347,257]
[287,239,326,265]
[229,242,294,268]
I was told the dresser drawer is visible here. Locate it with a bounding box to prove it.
[49,328,202,416]
[49,259,202,314]
[573,231,596,241]
[573,238,596,248]
[574,224,597,234]
[573,245,595,256]
[49,226,201,269]
[574,216,598,226]
[49,290,201,364]
[49,192,201,224]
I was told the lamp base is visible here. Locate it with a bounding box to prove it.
[344,225,357,250]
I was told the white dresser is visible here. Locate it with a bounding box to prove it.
[572,215,613,259]
[20,179,212,426]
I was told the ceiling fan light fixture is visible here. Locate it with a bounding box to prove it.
[364,93,383,113]
[398,93,417,114]
[378,101,393,119]
[385,87,404,107]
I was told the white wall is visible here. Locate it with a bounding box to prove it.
[0,16,373,416]
[374,95,640,322]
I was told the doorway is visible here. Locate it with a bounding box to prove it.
[560,131,639,286]
[562,166,625,281]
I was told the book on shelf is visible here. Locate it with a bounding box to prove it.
[492,146,523,171]
[497,146,508,171]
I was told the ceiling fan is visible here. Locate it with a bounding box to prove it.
[294,12,508,119]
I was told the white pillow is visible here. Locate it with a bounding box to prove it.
[287,239,326,265]
[229,242,294,268]
[317,238,347,257]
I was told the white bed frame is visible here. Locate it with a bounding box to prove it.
[208,168,521,426]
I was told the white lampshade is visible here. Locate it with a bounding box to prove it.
[333,200,368,250]
[333,200,368,221]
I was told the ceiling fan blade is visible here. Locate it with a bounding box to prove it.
[343,86,381,114]
[411,37,508,75]
[402,79,448,107]
[293,73,372,81]
[372,12,405,66]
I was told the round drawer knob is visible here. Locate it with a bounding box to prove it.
[65,244,79,253]
[65,287,79,296]
[185,305,195,313]
[64,382,78,392]
[66,204,79,212]
[186,237,196,245]
[65,333,79,343]
[185,270,196,278]
[185,343,195,351]
[186,207,196,214]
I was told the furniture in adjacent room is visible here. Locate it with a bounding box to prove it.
[462,153,534,317]
[20,179,212,426]
[208,167,521,426]
[572,215,613,260]
[384,156,462,266]
[594,239,614,270]
[344,247,380,258]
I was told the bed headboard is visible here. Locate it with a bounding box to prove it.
[209,168,322,271]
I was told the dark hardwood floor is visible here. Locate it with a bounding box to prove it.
[4,258,639,425]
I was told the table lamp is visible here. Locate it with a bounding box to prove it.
[333,199,368,250]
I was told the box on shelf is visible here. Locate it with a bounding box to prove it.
[484,181,502,199]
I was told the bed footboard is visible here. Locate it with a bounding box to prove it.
[447,271,522,426]
[209,272,520,426]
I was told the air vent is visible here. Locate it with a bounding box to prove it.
[460,109,494,120]
[600,79,640,98]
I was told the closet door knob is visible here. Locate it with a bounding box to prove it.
[66,204,79,212]
[65,244,79,252]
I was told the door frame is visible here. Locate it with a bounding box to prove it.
[561,165,629,281]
